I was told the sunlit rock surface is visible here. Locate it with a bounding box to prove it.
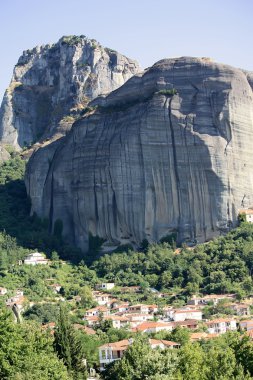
[0,35,140,148]
[26,57,253,251]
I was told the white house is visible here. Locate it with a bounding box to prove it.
[24,252,49,265]
[206,318,237,334]
[128,304,150,314]
[16,290,24,297]
[104,315,129,329]
[99,338,180,371]
[84,314,128,329]
[230,303,250,316]
[112,303,129,313]
[100,283,115,290]
[188,294,236,306]
[0,287,7,295]
[92,291,111,306]
[84,306,110,318]
[239,320,253,331]
[134,321,174,333]
[166,308,202,322]
[123,313,154,328]
[48,284,62,293]
[239,208,253,223]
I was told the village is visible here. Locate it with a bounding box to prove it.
[2,251,253,376]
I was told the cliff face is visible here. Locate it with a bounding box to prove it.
[0,35,140,149]
[26,57,253,252]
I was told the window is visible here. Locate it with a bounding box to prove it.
[117,350,121,358]
[101,350,106,359]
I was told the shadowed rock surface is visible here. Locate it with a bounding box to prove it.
[0,35,140,149]
[26,57,253,252]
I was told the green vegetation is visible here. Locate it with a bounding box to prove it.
[3,148,253,377]
[61,35,85,46]
[23,303,60,324]
[54,305,87,379]
[91,222,253,299]
[1,152,253,301]
[0,254,99,302]
[0,309,69,380]
[103,336,179,380]
[157,89,178,96]
[102,333,253,380]
[0,155,84,262]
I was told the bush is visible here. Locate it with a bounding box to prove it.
[157,89,178,96]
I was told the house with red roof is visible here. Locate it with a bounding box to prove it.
[133,321,174,333]
[238,208,253,223]
[206,318,237,334]
[165,308,202,322]
[190,332,219,341]
[84,306,110,317]
[98,338,180,371]
[239,319,253,331]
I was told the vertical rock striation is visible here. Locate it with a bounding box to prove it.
[0,35,140,149]
[26,57,253,252]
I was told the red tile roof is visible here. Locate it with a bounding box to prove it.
[99,338,180,350]
[134,321,173,331]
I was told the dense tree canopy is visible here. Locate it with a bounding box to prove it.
[91,223,253,299]
[0,309,69,380]
[102,333,253,380]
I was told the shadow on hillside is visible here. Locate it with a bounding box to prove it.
[0,179,83,262]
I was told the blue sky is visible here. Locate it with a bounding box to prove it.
[0,0,252,99]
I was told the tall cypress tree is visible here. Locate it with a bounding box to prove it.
[54,305,87,379]
[0,251,8,274]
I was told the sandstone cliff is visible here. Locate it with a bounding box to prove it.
[26,57,253,252]
[0,35,140,149]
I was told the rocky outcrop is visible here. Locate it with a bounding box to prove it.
[0,35,140,149]
[0,144,10,162]
[26,57,253,252]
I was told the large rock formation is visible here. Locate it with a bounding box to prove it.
[26,57,253,252]
[0,35,140,149]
